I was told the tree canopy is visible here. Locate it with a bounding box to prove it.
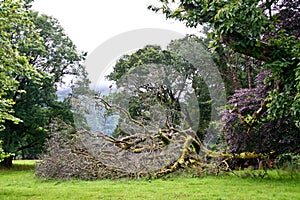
[0,0,87,161]
[150,0,300,128]
[0,0,43,130]
[107,39,214,140]
[149,0,300,156]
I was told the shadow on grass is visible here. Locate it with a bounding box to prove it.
[0,160,38,171]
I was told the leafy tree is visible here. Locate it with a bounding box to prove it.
[150,0,300,127]
[150,0,300,155]
[0,0,87,162]
[107,45,193,137]
[223,71,300,154]
[107,38,213,140]
[27,11,87,83]
[0,0,43,131]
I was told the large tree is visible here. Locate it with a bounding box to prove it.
[0,0,43,131]
[150,0,300,127]
[150,0,300,155]
[0,0,87,163]
[107,37,218,141]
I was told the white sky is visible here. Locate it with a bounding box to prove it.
[32,0,200,54]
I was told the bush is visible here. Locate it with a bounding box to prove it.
[223,72,300,154]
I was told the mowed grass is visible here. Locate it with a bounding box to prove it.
[1,160,38,171]
[0,161,299,200]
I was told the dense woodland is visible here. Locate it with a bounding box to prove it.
[1,0,299,179]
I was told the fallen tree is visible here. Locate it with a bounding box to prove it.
[36,110,234,180]
[36,118,219,180]
[36,116,279,180]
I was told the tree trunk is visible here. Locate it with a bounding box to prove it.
[227,51,241,91]
[0,156,13,168]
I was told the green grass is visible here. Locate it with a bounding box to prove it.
[0,160,38,171]
[0,161,299,200]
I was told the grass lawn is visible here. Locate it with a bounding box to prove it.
[0,160,299,200]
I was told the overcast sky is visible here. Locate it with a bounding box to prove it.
[32,0,199,54]
[32,0,203,91]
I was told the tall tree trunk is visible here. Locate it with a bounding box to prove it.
[227,51,241,91]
